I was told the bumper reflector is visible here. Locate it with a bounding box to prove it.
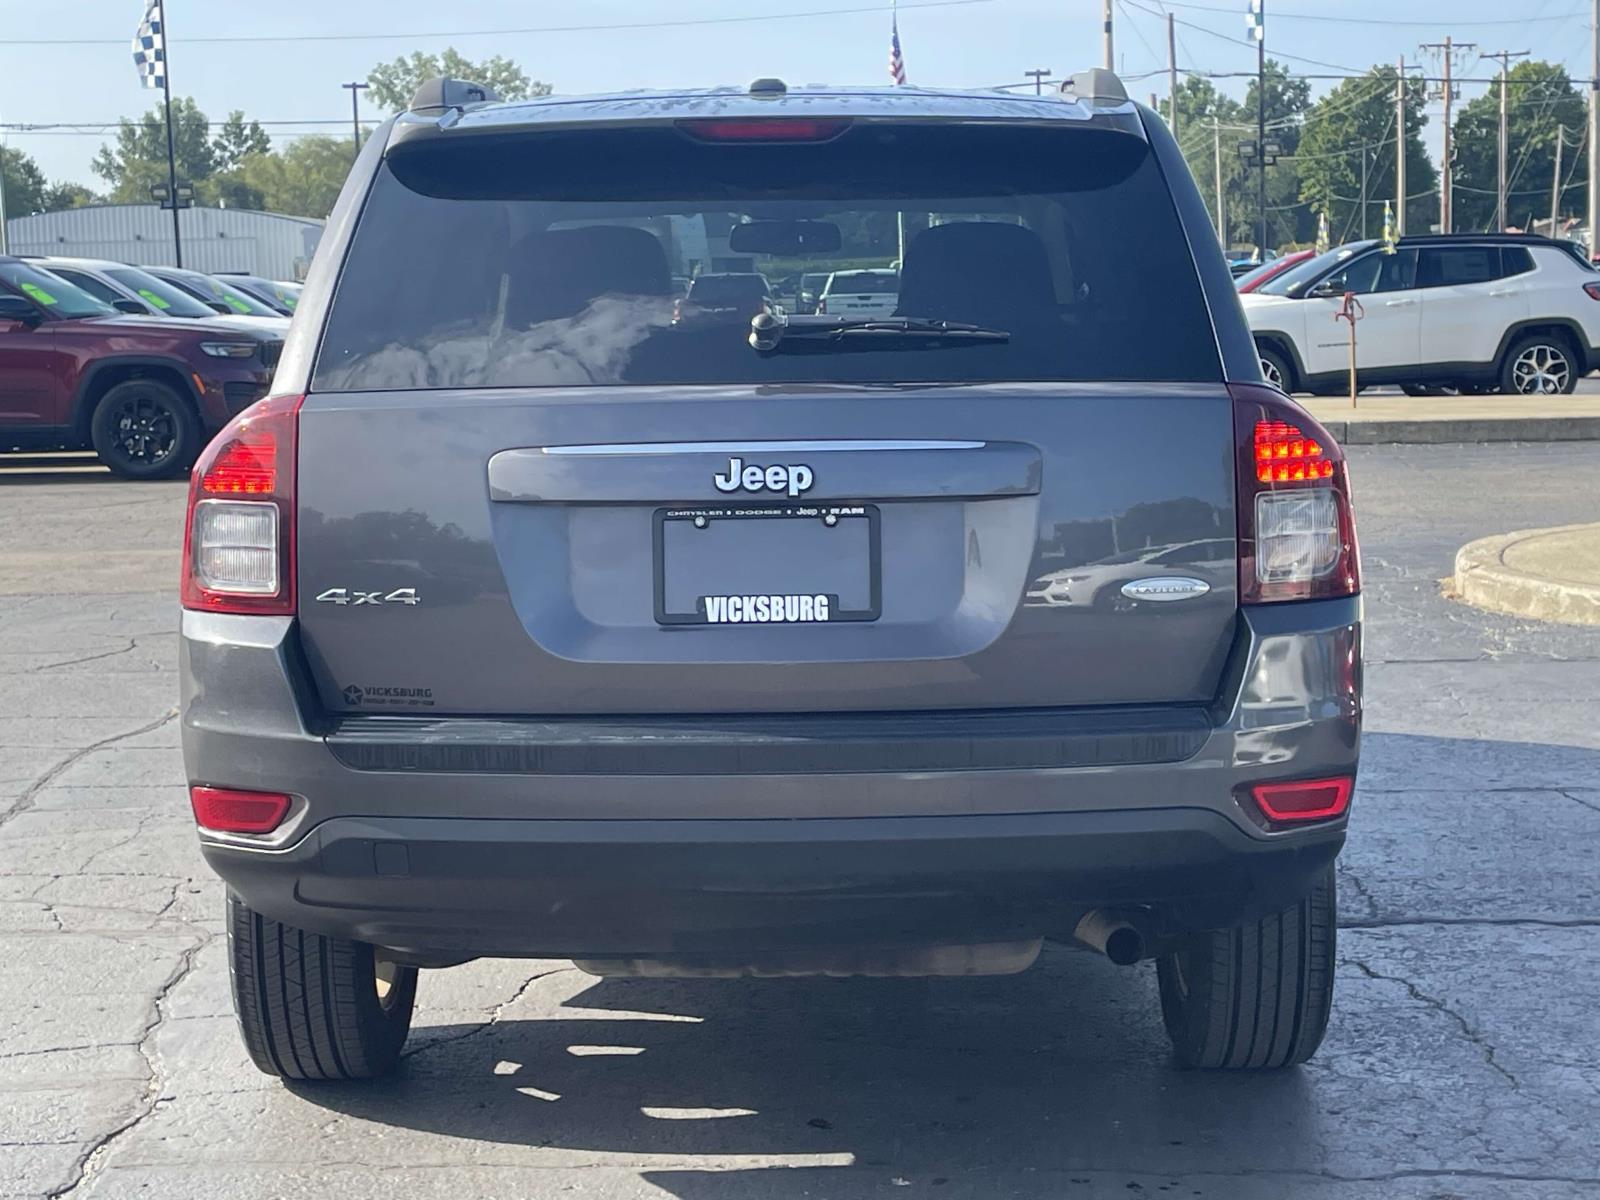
[189,785,292,834]
[1250,776,1353,824]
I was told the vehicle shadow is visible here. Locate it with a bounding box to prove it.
[285,731,1600,1195]
[293,952,1324,1194]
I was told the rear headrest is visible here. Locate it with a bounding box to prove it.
[895,222,1057,327]
[507,225,671,326]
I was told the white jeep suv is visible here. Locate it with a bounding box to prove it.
[1241,234,1599,396]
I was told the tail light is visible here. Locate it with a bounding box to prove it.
[1584,282,1600,301]
[1247,776,1353,825]
[189,785,292,834]
[180,393,303,615]
[1231,383,1360,604]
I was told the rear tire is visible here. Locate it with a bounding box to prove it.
[1257,345,1294,394]
[227,890,417,1081]
[1156,866,1335,1069]
[1499,333,1579,396]
[89,379,200,479]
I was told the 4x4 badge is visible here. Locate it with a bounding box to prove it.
[315,587,421,606]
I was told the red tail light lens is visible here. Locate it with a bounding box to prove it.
[181,394,303,615]
[1584,282,1600,301]
[1231,383,1360,604]
[1249,776,1353,825]
[189,785,293,834]
[677,118,852,143]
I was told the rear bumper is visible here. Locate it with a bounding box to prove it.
[181,596,1360,957]
[201,809,1343,960]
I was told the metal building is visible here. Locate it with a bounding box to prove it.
[3,205,323,280]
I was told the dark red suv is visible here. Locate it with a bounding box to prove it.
[0,256,281,478]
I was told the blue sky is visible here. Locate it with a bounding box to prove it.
[1,0,1594,188]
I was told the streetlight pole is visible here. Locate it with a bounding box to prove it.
[1167,13,1179,144]
[1103,0,1114,71]
[1590,0,1599,253]
[341,81,370,161]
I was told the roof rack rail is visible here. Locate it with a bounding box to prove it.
[1060,68,1129,107]
[409,77,502,115]
[1396,232,1560,246]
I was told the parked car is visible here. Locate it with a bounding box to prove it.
[0,256,279,477]
[1243,233,1600,395]
[1235,248,1314,294]
[182,71,1359,1082]
[816,267,899,316]
[145,265,294,323]
[673,271,776,324]
[30,257,289,336]
[215,272,302,315]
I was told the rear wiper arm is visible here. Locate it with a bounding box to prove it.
[748,312,1010,354]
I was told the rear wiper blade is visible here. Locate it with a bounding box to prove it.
[748,312,1009,354]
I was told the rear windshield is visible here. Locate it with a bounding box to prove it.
[827,272,898,294]
[314,122,1221,390]
[104,267,217,318]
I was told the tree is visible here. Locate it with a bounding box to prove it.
[92,96,218,203]
[366,48,549,111]
[2,145,48,221]
[1297,65,1437,244]
[1159,63,1313,251]
[213,111,272,172]
[39,182,97,212]
[1452,60,1587,232]
[228,136,356,220]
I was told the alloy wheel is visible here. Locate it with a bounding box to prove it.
[1259,356,1284,389]
[1510,343,1571,395]
[109,391,181,469]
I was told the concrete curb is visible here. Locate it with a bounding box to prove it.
[1319,417,1600,445]
[1453,524,1600,626]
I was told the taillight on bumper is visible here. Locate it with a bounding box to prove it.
[180,393,303,615]
[1231,384,1361,604]
[189,785,293,834]
[1247,776,1354,826]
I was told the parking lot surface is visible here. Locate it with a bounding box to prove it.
[2,442,1598,1199]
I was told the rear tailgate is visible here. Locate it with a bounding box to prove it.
[295,384,1237,715]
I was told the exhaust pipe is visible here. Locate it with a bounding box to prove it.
[1074,910,1147,966]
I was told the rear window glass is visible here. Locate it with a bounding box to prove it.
[314,122,1221,390]
[827,272,898,294]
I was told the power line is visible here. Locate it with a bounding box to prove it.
[4,0,994,46]
[1155,1,1584,27]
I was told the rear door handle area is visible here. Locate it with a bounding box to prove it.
[1384,298,1417,307]
[1488,288,1518,297]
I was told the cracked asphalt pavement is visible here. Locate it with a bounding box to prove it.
[2,443,1598,1199]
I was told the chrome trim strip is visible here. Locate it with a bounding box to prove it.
[541,439,986,456]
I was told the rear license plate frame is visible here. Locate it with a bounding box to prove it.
[653,504,882,626]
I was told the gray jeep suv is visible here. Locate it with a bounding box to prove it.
[180,71,1361,1080]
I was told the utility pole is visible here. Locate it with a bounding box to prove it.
[1213,117,1226,242]
[1553,126,1566,233]
[1103,0,1114,71]
[1024,68,1051,96]
[1253,0,1267,258]
[1482,49,1530,229]
[1421,35,1476,233]
[1167,13,1179,144]
[1360,147,1369,238]
[341,81,370,161]
[1590,0,1599,253]
[1396,57,1408,235]
[0,112,9,255]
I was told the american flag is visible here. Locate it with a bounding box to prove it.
[889,13,906,85]
[133,0,165,90]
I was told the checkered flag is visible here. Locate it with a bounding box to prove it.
[133,0,165,90]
